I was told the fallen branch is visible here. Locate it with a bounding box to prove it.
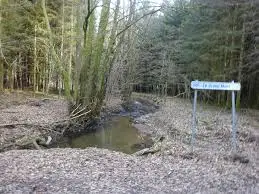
[0,116,72,128]
[0,122,66,137]
[37,136,52,146]
[45,136,52,145]
[70,106,87,117]
[70,103,81,116]
[0,143,15,152]
[134,147,161,156]
[32,139,42,150]
[172,92,187,98]
[15,136,52,150]
[0,123,38,128]
[70,110,91,120]
[134,138,164,156]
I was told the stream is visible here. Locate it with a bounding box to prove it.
[55,99,158,154]
[57,116,152,154]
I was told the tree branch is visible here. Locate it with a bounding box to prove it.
[116,8,161,37]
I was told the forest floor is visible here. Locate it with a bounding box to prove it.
[0,91,69,151]
[0,92,258,193]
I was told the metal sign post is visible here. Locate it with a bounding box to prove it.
[190,80,241,152]
[191,90,198,152]
[231,81,237,152]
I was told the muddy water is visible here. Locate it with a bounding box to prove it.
[60,116,150,154]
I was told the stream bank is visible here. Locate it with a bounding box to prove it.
[53,98,159,154]
[0,92,159,153]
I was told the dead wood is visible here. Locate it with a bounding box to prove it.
[134,138,163,156]
[32,139,42,150]
[0,123,37,128]
[134,147,160,156]
[0,143,15,152]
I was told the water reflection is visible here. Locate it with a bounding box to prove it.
[67,116,147,154]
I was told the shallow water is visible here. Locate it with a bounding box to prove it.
[61,116,148,154]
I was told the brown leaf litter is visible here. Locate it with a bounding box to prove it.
[0,92,69,151]
[0,94,258,193]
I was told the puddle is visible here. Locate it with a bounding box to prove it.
[57,116,152,154]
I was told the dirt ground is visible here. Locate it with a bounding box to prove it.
[0,91,69,151]
[134,97,259,157]
[0,92,258,193]
[0,148,258,194]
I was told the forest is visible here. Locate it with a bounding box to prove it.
[1,0,259,120]
[1,1,259,192]
[134,0,259,109]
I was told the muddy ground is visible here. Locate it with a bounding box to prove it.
[0,92,258,193]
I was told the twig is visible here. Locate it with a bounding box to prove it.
[116,8,162,37]
[0,123,38,128]
[70,103,81,116]
[0,122,63,135]
[71,106,87,117]
[70,110,91,120]
[49,109,91,123]
[172,92,186,98]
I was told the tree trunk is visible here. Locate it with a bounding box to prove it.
[99,0,120,103]
[81,0,111,110]
[68,2,74,94]
[0,40,3,92]
[121,0,137,102]
[236,21,245,109]
[9,65,14,91]
[79,0,96,105]
[0,59,3,92]
[41,0,70,97]
[33,24,38,93]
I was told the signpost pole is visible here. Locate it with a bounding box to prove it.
[231,81,237,152]
[191,89,198,152]
[191,80,240,152]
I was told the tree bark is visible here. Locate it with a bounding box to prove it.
[0,40,3,92]
[41,0,70,97]
[68,2,74,94]
[236,20,245,109]
[33,24,38,93]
